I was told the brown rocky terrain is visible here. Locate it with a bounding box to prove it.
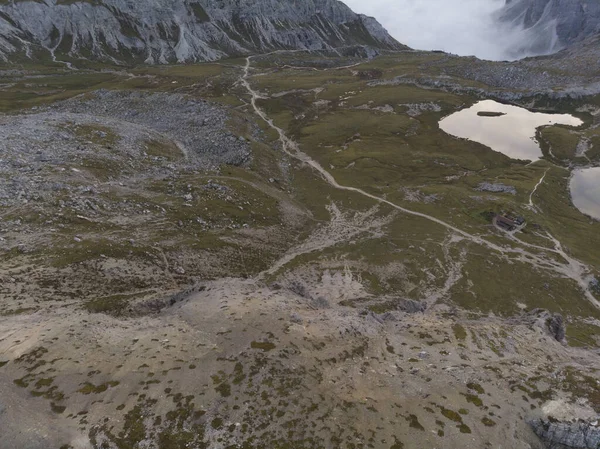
[1,28,600,449]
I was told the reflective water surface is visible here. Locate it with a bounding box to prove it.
[439,100,583,161]
[571,167,600,220]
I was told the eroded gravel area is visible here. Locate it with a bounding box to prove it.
[0,90,255,209]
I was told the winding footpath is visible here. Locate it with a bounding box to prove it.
[241,56,598,305]
[528,168,550,211]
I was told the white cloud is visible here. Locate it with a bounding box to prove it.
[343,0,556,60]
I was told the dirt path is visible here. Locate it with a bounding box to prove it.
[241,55,599,306]
[260,204,390,278]
[528,168,550,211]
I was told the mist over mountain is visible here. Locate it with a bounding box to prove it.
[500,0,600,54]
[342,0,599,61]
[0,0,598,64]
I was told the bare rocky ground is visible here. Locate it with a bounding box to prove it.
[2,275,600,449]
[0,88,312,312]
[2,51,600,449]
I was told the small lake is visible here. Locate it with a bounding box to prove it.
[439,100,583,161]
[570,167,600,220]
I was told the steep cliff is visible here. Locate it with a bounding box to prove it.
[500,0,600,52]
[531,419,600,449]
[0,0,404,64]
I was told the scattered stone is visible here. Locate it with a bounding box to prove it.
[399,102,442,117]
[288,281,309,298]
[517,309,566,343]
[311,296,330,309]
[397,299,427,314]
[476,183,517,195]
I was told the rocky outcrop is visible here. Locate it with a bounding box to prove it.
[397,298,427,314]
[0,0,403,64]
[546,313,566,342]
[531,419,600,449]
[476,183,517,195]
[499,0,600,56]
[512,309,567,343]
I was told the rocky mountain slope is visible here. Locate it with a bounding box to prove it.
[500,0,600,55]
[3,2,600,448]
[2,46,600,448]
[0,0,404,64]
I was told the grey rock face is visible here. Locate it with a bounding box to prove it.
[0,90,257,213]
[546,313,566,342]
[0,0,403,64]
[519,309,567,343]
[476,182,517,195]
[397,298,427,314]
[500,0,600,54]
[531,419,600,449]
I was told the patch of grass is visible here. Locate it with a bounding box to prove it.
[567,322,600,348]
[118,405,146,447]
[51,402,67,414]
[78,381,119,394]
[538,125,580,161]
[482,417,497,427]
[14,377,29,388]
[157,429,200,449]
[458,423,472,433]
[78,156,123,181]
[70,123,119,147]
[440,408,462,423]
[0,307,38,316]
[83,291,149,315]
[463,393,483,407]
[144,138,183,161]
[84,295,131,315]
[48,238,152,268]
[34,378,54,388]
[390,438,404,449]
[467,382,485,395]
[560,367,600,412]
[405,414,424,431]
[0,72,120,112]
[211,417,223,429]
[215,382,231,398]
[231,362,246,385]
[452,324,468,341]
[250,341,276,351]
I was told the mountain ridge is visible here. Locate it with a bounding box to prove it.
[500,0,600,54]
[0,0,405,64]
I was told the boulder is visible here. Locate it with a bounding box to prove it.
[531,419,600,449]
